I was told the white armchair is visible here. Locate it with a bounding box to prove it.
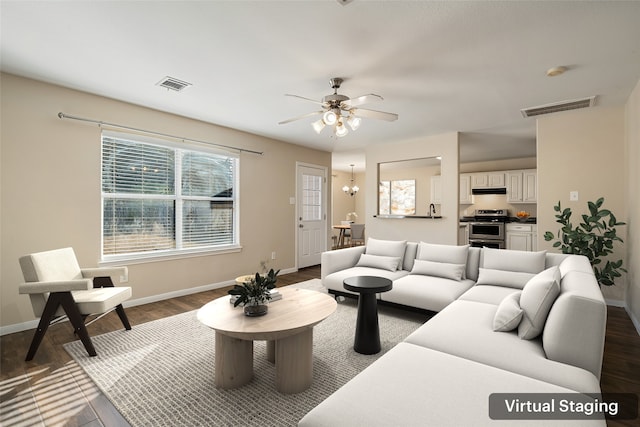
[19,247,132,360]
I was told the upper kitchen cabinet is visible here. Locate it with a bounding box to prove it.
[459,174,472,204]
[471,172,505,188]
[507,169,537,203]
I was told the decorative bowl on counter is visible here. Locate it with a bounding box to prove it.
[516,211,530,222]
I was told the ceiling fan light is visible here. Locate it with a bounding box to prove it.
[335,122,348,137]
[323,110,338,125]
[347,115,361,131]
[311,119,325,134]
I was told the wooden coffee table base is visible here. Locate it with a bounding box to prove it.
[214,326,314,394]
[214,332,254,389]
[199,287,336,394]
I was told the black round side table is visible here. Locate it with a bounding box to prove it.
[343,276,393,354]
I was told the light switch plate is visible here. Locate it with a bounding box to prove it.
[570,191,579,201]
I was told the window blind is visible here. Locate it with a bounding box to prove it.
[101,134,238,259]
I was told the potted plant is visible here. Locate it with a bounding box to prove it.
[544,197,626,286]
[229,268,280,316]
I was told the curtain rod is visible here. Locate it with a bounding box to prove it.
[57,112,264,155]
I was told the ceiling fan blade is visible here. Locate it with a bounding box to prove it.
[284,94,327,106]
[341,94,383,109]
[352,108,398,122]
[278,110,324,125]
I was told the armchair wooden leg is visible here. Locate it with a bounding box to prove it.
[25,291,96,360]
[115,304,132,330]
[58,292,97,358]
[25,294,60,361]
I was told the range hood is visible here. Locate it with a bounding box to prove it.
[472,187,507,195]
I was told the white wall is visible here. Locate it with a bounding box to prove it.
[625,78,640,332]
[537,106,627,303]
[0,73,331,332]
[365,133,459,244]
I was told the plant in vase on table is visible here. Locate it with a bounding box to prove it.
[229,268,280,316]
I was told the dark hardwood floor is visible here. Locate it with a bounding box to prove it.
[1,265,638,426]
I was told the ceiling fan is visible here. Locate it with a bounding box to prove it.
[279,78,398,137]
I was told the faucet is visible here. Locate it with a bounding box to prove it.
[429,203,436,217]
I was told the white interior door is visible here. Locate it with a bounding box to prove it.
[297,164,327,268]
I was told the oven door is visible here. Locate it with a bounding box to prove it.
[468,239,505,249]
[468,222,505,240]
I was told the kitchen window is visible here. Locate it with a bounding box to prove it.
[101,133,239,261]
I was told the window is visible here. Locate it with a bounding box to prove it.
[101,133,238,260]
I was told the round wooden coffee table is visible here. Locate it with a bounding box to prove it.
[343,276,393,354]
[197,287,336,394]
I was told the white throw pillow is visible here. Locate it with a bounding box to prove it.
[476,268,535,290]
[482,247,547,274]
[518,266,561,340]
[356,254,401,272]
[410,259,465,281]
[417,242,470,279]
[493,291,523,332]
[365,238,407,270]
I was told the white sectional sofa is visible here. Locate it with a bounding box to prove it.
[299,239,608,426]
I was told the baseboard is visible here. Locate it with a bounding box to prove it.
[626,304,640,336]
[0,319,40,336]
[1,267,298,337]
[605,298,626,308]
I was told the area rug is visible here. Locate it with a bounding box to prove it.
[64,279,429,426]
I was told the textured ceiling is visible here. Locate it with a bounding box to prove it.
[2,1,640,171]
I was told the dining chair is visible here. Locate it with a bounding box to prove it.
[349,223,366,246]
[18,247,132,361]
[340,220,352,247]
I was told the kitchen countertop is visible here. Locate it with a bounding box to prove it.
[507,217,537,224]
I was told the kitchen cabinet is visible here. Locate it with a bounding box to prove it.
[506,223,537,251]
[523,170,537,202]
[430,175,442,204]
[506,169,537,203]
[471,172,505,188]
[459,174,472,204]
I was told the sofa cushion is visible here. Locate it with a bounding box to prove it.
[366,238,407,270]
[298,342,604,427]
[518,266,561,340]
[356,254,401,272]
[481,247,546,274]
[402,242,418,271]
[458,284,523,305]
[323,267,409,294]
[410,259,465,281]
[475,267,534,289]
[417,242,469,278]
[381,275,474,312]
[493,291,523,332]
[403,300,601,393]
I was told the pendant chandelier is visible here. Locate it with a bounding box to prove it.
[342,164,359,196]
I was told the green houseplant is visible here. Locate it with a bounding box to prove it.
[544,197,626,286]
[229,268,280,316]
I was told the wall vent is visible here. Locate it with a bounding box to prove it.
[156,76,192,92]
[520,96,596,118]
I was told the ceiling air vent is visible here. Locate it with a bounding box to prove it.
[520,96,596,118]
[156,76,192,92]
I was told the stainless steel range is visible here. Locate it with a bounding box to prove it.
[468,209,509,249]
